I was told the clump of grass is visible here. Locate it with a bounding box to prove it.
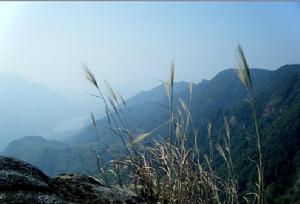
[84,44,265,203]
[216,117,239,204]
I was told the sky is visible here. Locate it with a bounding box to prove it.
[0,2,300,99]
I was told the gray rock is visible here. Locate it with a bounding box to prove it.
[0,156,144,204]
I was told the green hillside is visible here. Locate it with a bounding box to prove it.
[2,64,300,203]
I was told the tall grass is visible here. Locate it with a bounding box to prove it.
[236,44,264,204]
[84,44,264,203]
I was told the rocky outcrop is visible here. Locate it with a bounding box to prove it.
[0,156,144,203]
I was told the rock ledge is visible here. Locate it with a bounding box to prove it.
[0,156,144,204]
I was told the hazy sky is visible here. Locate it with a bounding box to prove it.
[0,2,299,98]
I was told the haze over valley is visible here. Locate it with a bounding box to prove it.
[0,2,300,203]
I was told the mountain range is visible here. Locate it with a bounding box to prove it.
[1,64,300,203]
[0,73,90,149]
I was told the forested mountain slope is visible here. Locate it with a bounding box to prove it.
[2,64,299,202]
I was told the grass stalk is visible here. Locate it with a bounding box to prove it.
[236,44,264,204]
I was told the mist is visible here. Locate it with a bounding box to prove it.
[0,2,300,147]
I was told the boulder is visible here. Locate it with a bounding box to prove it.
[0,156,144,204]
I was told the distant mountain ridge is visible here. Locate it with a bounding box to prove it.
[2,64,300,202]
[64,80,193,145]
[0,73,84,149]
[126,81,190,107]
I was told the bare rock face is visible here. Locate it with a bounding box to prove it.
[0,156,144,204]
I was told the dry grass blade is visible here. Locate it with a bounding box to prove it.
[181,149,192,166]
[236,44,264,204]
[207,122,212,139]
[236,44,252,89]
[216,143,230,172]
[83,64,99,89]
[90,112,97,128]
[189,82,193,106]
[178,98,191,119]
[105,106,112,127]
[164,82,170,100]
[104,80,119,104]
[169,61,174,87]
[223,117,230,143]
[132,132,151,144]
[117,91,128,107]
[132,118,172,145]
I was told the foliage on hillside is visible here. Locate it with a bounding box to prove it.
[3,62,300,203]
[83,52,300,203]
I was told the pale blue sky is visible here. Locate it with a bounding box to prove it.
[0,2,299,98]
